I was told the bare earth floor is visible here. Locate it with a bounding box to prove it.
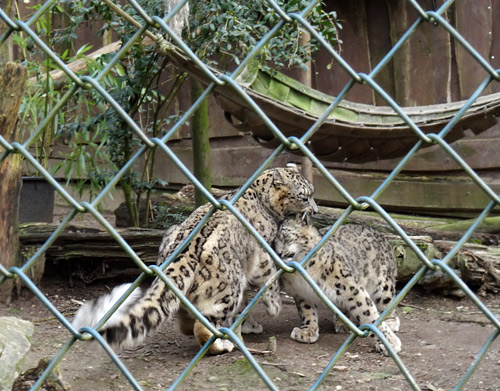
[2,276,500,391]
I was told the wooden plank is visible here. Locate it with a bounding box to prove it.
[365,0,395,106]
[323,124,500,172]
[313,1,373,104]
[147,135,291,187]
[46,126,500,180]
[388,0,452,105]
[386,0,412,105]
[313,168,500,217]
[490,0,500,74]
[454,0,495,98]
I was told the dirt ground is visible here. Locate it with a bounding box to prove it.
[4,192,499,390]
[2,274,500,391]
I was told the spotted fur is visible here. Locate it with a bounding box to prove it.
[72,167,317,355]
[274,216,401,355]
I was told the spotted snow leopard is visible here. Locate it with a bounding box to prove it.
[72,166,317,355]
[274,215,401,355]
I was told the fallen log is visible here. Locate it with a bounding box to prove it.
[431,216,500,234]
[314,207,499,244]
[20,223,164,284]
[20,224,164,261]
[18,222,500,296]
[388,236,500,296]
[435,241,500,295]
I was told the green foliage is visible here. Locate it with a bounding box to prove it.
[189,0,341,70]
[14,2,96,173]
[17,1,180,220]
[148,204,194,229]
[15,0,340,225]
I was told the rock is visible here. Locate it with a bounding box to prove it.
[12,357,70,391]
[0,317,34,391]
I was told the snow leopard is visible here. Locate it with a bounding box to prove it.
[274,215,401,355]
[72,166,318,355]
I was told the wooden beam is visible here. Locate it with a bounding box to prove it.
[27,40,122,88]
[313,168,500,218]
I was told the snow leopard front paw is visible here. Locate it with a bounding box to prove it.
[194,319,235,355]
[375,338,401,356]
[208,338,235,355]
[332,314,350,334]
[241,315,264,334]
[290,326,319,343]
[262,283,282,318]
[385,315,401,333]
[374,324,402,356]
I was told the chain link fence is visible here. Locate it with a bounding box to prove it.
[1,0,500,390]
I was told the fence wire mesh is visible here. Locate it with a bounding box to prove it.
[1,0,500,390]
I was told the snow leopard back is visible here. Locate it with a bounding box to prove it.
[274,216,401,355]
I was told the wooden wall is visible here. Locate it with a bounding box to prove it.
[17,0,500,217]
[314,0,500,105]
[310,0,500,216]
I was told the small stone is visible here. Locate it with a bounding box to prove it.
[344,352,359,360]
[266,336,277,352]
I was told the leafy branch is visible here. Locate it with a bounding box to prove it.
[15,0,341,226]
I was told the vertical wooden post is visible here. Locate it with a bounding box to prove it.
[0,63,28,303]
[298,30,314,183]
[0,0,14,70]
[0,0,26,303]
[191,78,212,206]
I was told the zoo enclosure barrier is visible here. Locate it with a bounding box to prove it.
[1,0,500,390]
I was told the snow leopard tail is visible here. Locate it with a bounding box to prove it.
[72,265,196,349]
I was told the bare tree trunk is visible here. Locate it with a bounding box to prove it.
[0,62,28,303]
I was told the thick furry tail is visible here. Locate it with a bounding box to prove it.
[73,276,189,349]
[72,283,143,330]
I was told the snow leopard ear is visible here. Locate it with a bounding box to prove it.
[273,168,285,185]
[286,162,299,172]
